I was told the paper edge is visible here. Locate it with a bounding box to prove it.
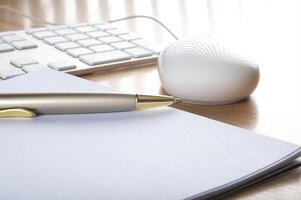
[185,147,301,200]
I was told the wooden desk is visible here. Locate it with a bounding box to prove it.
[1,0,300,199]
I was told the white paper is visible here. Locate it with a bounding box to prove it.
[0,69,300,200]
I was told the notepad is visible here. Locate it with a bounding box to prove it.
[0,69,300,200]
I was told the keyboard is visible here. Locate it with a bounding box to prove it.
[0,22,159,80]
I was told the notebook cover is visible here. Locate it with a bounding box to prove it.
[211,158,301,199]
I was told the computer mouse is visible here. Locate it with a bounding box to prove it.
[158,36,259,105]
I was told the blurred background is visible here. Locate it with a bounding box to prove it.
[1,0,300,49]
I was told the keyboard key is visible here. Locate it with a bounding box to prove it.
[66,33,90,41]
[94,24,116,30]
[77,38,103,47]
[86,31,110,38]
[1,34,25,43]
[48,61,76,71]
[43,36,69,45]
[80,50,131,65]
[74,26,98,33]
[54,41,80,51]
[89,44,115,52]
[26,28,48,34]
[90,22,107,26]
[11,40,38,50]
[106,29,129,35]
[99,36,123,44]
[10,58,38,68]
[119,34,142,41]
[69,23,87,28]
[0,32,14,37]
[132,39,160,54]
[32,31,57,39]
[0,66,25,79]
[124,47,152,58]
[54,28,78,35]
[66,47,94,57]
[111,41,136,49]
[0,43,14,53]
[22,64,46,72]
[47,25,68,30]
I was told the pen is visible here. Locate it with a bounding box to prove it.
[0,93,181,118]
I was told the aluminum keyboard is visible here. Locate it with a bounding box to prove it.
[0,22,159,80]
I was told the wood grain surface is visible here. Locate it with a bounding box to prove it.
[0,0,300,199]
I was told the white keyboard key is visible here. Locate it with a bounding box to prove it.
[90,22,107,26]
[43,36,69,45]
[66,33,90,41]
[132,39,160,54]
[124,47,152,58]
[0,66,25,79]
[1,34,25,43]
[0,32,14,37]
[0,43,14,53]
[48,61,76,71]
[69,23,87,28]
[47,25,68,30]
[80,50,131,65]
[55,42,80,51]
[74,26,98,33]
[89,44,115,52]
[86,31,110,38]
[77,38,103,47]
[26,28,48,34]
[119,34,142,41]
[54,28,78,35]
[10,58,38,68]
[94,24,116,30]
[22,63,46,72]
[106,29,129,35]
[66,47,94,57]
[111,41,135,49]
[32,31,57,39]
[99,36,123,44]
[11,40,38,50]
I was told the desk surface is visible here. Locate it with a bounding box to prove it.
[1,0,301,199]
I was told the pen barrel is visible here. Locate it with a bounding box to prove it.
[0,93,137,114]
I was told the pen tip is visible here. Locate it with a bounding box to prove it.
[173,97,182,103]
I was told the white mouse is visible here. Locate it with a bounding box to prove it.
[158,36,259,105]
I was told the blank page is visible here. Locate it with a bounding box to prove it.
[0,69,300,200]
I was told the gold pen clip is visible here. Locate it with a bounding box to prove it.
[0,108,36,118]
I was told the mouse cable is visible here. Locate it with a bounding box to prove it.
[107,15,178,40]
[0,5,178,40]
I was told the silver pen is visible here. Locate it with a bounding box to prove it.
[0,93,180,118]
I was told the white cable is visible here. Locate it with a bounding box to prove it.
[0,5,178,40]
[107,15,178,40]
